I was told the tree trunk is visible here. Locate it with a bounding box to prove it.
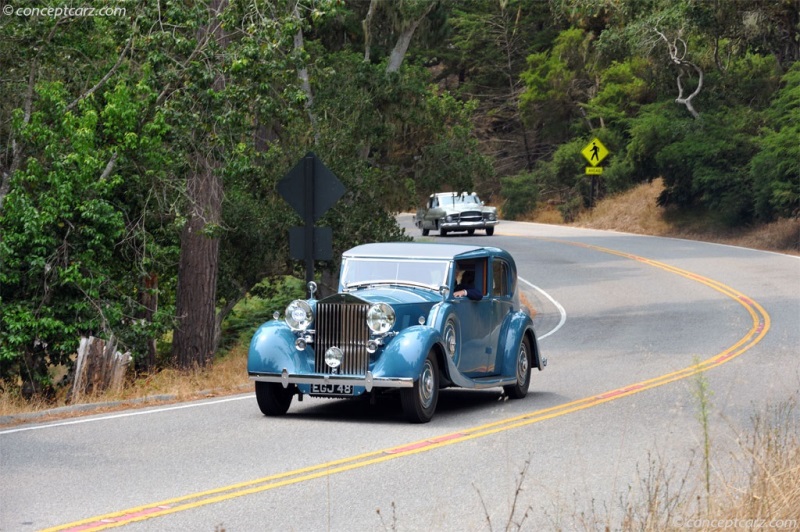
[139,272,159,371]
[172,154,223,369]
[0,61,36,214]
[362,0,378,62]
[171,0,228,369]
[386,3,435,73]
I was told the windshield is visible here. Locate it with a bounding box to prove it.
[341,258,450,290]
[437,193,480,207]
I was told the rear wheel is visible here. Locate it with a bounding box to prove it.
[503,336,531,399]
[255,381,295,416]
[401,351,439,423]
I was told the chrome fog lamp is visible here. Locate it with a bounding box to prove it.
[325,346,344,368]
[367,303,395,335]
[367,339,380,354]
[295,337,307,351]
[285,300,313,331]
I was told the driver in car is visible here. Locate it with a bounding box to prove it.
[454,270,482,301]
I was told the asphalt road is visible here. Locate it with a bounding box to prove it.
[2,217,798,531]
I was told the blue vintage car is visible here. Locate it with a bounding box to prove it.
[248,242,544,423]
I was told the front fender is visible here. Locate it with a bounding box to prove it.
[247,320,312,375]
[374,325,442,381]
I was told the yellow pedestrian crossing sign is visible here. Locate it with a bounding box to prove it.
[582,138,609,166]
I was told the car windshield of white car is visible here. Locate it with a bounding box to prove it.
[342,258,449,290]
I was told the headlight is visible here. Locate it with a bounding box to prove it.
[445,214,456,222]
[285,300,313,331]
[485,212,496,221]
[367,303,395,334]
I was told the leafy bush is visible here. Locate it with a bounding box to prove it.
[500,172,540,220]
[218,276,306,352]
[751,63,800,221]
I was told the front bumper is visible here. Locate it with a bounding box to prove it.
[250,369,413,392]
[440,219,499,230]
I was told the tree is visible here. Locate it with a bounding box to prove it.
[442,0,555,184]
[751,63,800,221]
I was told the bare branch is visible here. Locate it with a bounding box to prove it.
[652,26,703,119]
[100,152,119,181]
[362,0,378,62]
[65,38,133,113]
[292,1,318,145]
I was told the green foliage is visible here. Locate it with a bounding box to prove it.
[1,83,125,386]
[219,276,306,351]
[584,57,652,126]
[750,63,800,221]
[624,103,686,181]
[655,111,760,226]
[718,53,782,110]
[415,92,494,196]
[520,28,596,141]
[500,172,540,221]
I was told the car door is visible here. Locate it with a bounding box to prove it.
[423,196,443,229]
[451,258,492,376]
[488,257,513,373]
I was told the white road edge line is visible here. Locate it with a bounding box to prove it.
[519,276,566,340]
[0,395,253,435]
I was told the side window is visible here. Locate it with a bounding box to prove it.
[492,260,509,297]
[454,258,488,295]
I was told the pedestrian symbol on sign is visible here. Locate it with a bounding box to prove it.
[590,142,600,162]
[581,138,609,167]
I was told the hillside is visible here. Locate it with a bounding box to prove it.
[558,179,799,255]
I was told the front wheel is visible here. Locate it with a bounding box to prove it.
[486,227,495,236]
[255,381,295,416]
[401,351,439,423]
[503,336,531,399]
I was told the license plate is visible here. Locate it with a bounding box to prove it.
[310,383,353,396]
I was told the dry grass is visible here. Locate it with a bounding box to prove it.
[574,179,673,236]
[573,178,800,255]
[0,345,251,423]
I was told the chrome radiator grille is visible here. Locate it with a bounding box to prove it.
[460,210,482,223]
[315,302,370,375]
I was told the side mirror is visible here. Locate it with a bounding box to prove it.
[439,285,450,301]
